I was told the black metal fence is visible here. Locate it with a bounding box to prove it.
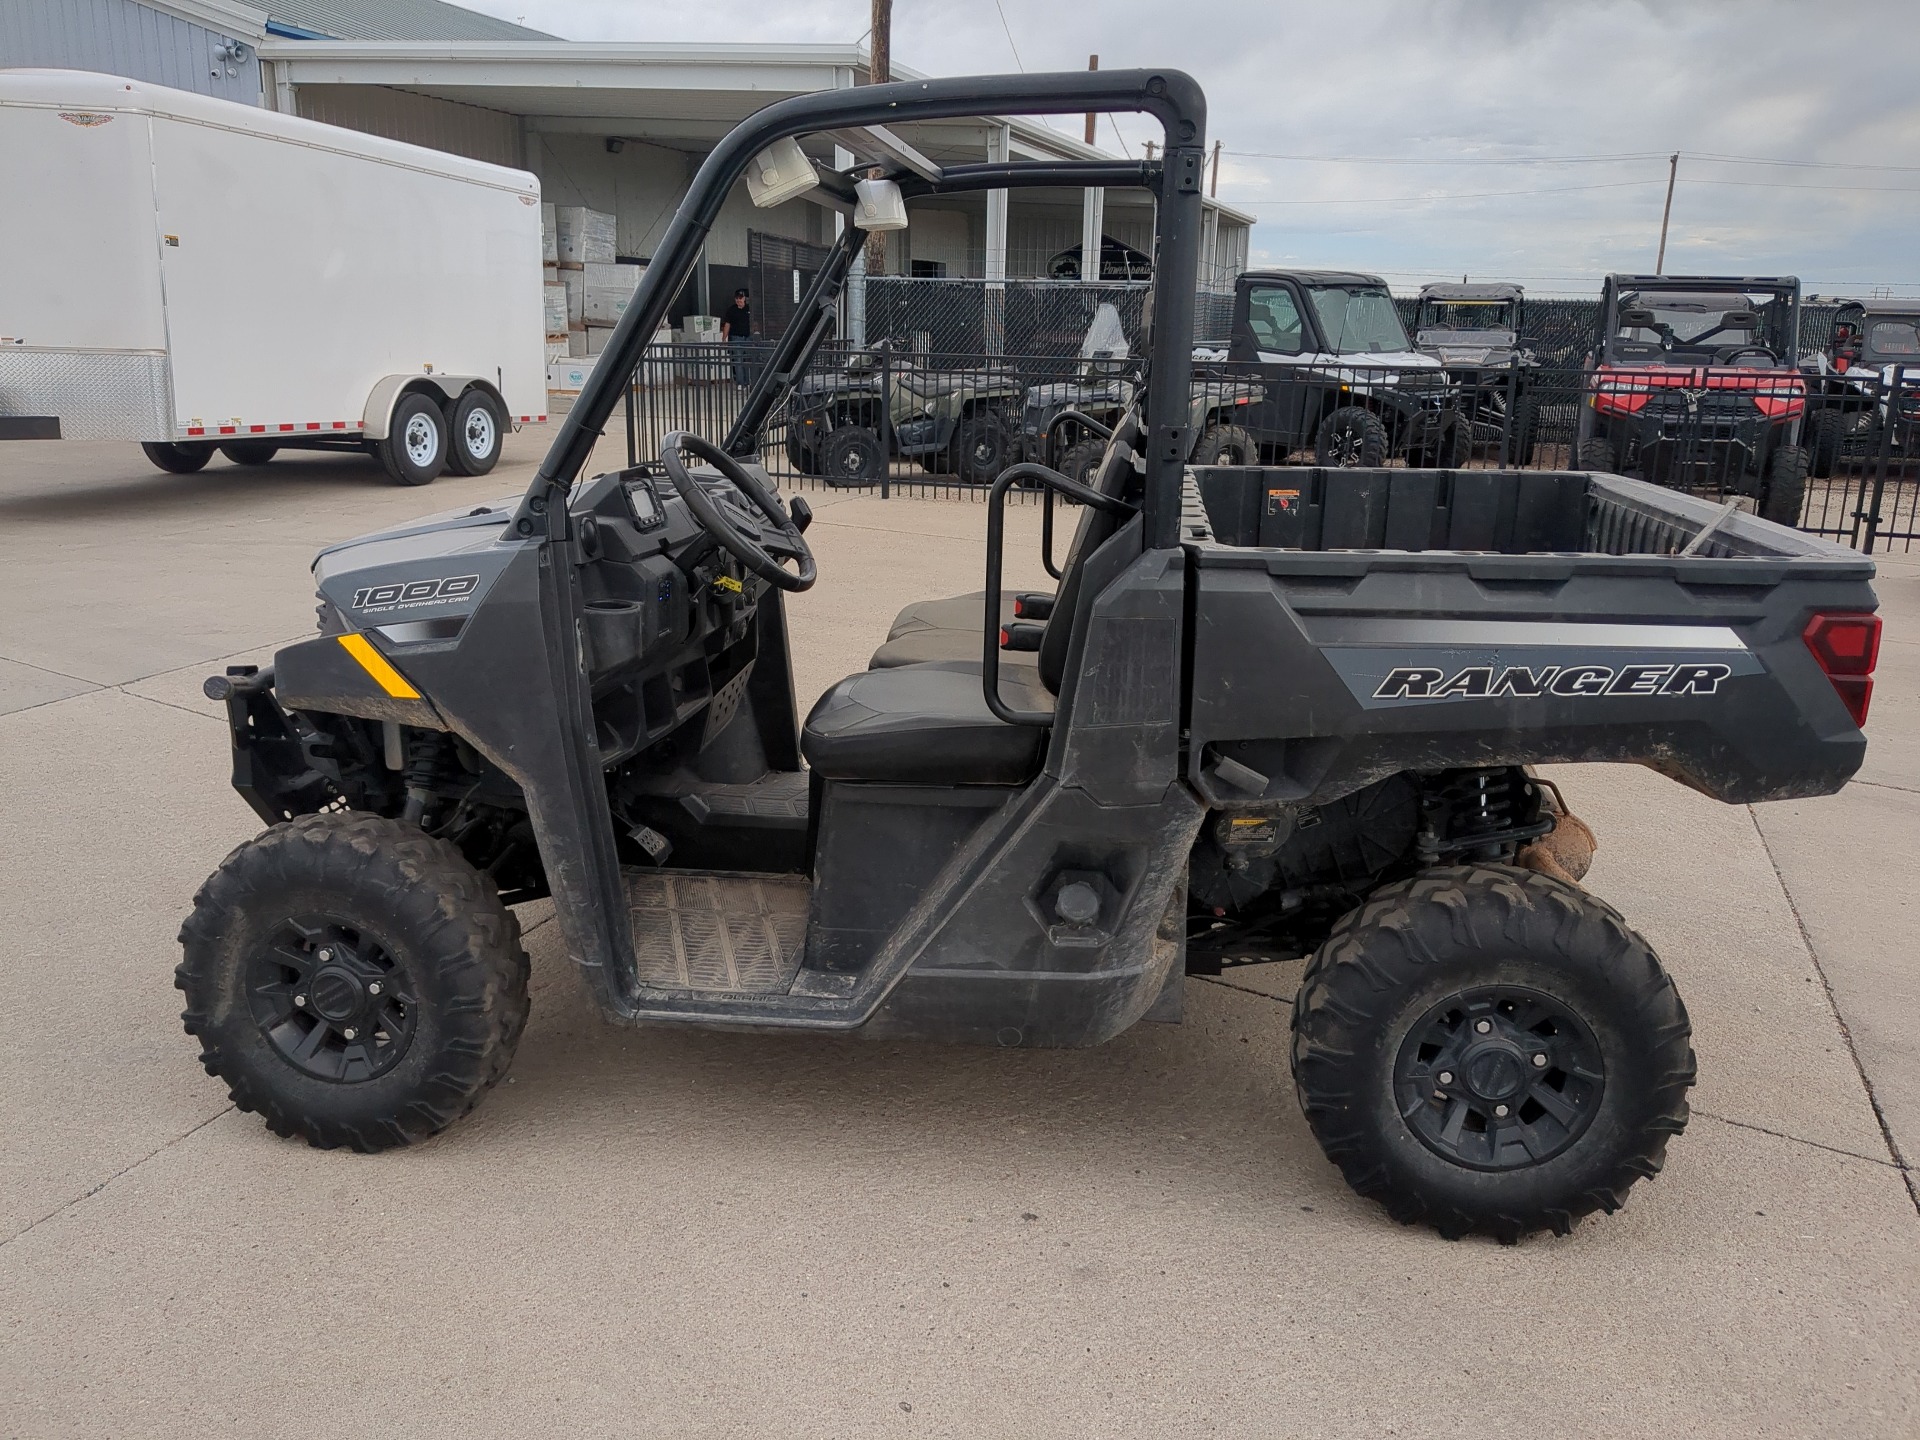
[600,343,1919,551]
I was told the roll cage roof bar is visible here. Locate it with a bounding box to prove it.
[513,68,1208,551]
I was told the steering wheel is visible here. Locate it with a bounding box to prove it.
[1717,345,1778,366]
[658,431,817,593]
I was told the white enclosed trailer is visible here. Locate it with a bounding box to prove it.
[0,69,547,483]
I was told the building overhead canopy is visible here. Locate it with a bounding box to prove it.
[263,0,553,41]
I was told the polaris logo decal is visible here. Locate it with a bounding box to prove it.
[352,574,480,613]
[1373,661,1733,700]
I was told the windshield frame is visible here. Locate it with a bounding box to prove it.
[1602,281,1799,366]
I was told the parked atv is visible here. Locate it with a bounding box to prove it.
[1219,268,1464,467]
[1015,303,1261,481]
[1575,274,1810,524]
[785,340,1019,485]
[1801,299,1920,477]
[1413,281,1541,462]
[179,69,1879,1246]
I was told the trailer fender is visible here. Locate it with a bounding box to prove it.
[362,374,489,441]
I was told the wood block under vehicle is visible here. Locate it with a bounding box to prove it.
[626,870,811,993]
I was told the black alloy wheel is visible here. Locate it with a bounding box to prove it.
[1393,985,1604,1170]
[246,916,418,1083]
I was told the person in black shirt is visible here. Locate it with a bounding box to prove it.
[722,288,754,385]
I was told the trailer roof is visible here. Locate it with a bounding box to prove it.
[0,68,540,195]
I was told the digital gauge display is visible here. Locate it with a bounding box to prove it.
[624,475,665,530]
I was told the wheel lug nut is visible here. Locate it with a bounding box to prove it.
[293,994,306,1008]
[1475,1019,1492,1034]
[317,947,333,962]
[1532,1053,1548,1067]
[342,1027,357,1040]
[1494,1104,1510,1117]
[368,981,382,996]
[1437,1071,1454,1085]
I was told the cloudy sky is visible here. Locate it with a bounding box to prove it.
[467,0,1920,297]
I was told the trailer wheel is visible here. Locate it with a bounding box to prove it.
[1760,443,1809,527]
[377,392,449,486]
[142,441,215,474]
[220,441,279,466]
[176,813,530,1152]
[1290,865,1694,1243]
[1314,406,1388,467]
[445,390,504,476]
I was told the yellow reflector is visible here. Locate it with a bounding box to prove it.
[337,632,421,700]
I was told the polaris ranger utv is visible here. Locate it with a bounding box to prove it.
[179,71,1881,1243]
[1577,274,1811,524]
[1218,269,1464,467]
[1802,298,1920,477]
[1413,281,1540,462]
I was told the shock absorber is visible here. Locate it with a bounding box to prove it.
[400,730,456,828]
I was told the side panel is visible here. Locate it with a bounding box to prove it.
[1186,550,1877,805]
[149,112,546,431]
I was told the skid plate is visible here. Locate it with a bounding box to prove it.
[627,870,810,994]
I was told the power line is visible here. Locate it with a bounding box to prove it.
[991,0,1025,71]
[1226,148,1920,174]
[1233,179,1665,205]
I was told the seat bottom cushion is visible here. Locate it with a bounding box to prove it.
[887,590,1006,641]
[802,662,1050,785]
[869,629,1039,670]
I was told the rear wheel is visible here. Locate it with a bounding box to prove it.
[1407,424,1468,469]
[445,389,504,476]
[176,813,530,1152]
[1291,865,1694,1242]
[1761,442,1810,527]
[1191,422,1256,467]
[819,425,885,487]
[378,393,448,486]
[951,411,1011,484]
[1314,406,1388,467]
[1505,399,1539,467]
[220,441,279,466]
[142,441,214,474]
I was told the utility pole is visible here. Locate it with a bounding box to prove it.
[1144,140,1157,163]
[1084,54,1098,146]
[1209,139,1221,198]
[863,0,892,276]
[1655,152,1678,275]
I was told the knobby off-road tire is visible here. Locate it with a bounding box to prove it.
[1807,409,1846,479]
[1314,406,1388,467]
[177,813,531,1152]
[819,425,885,486]
[1191,422,1256,467]
[1290,865,1695,1243]
[1576,437,1618,474]
[1057,436,1107,485]
[1761,442,1810,527]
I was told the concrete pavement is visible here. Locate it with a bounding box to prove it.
[1,433,1915,1437]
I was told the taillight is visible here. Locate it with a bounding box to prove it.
[1803,612,1882,727]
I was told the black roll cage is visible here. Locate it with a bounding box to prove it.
[510,69,1208,551]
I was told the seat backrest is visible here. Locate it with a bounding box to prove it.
[1037,412,1144,694]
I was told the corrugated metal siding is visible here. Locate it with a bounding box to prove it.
[295,84,521,168]
[267,0,553,41]
[0,0,263,104]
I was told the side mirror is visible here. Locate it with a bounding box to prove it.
[747,138,818,208]
[854,176,909,231]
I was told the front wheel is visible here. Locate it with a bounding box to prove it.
[819,425,885,486]
[1807,410,1846,479]
[1761,442,1809,527]
[1291,865,1694,1242]
[1057,436,1107,484]
[142,441,214,474]
[1576,437,1619,474]
[1314,405,1388,467]
[950,411,1011,484]
[1191,422,1256,466]
[176,813,531,1151]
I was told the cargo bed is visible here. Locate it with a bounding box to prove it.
[1186,466,1877,806]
